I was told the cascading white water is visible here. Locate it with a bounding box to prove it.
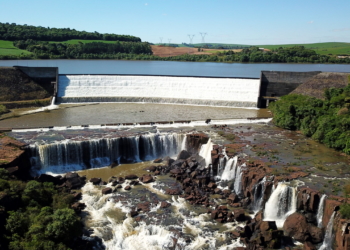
[181,135,187,151]
[319,211,336,250]
[29,133,185,175]
[199,138,213,167]
[233,163,244,196]
[316,194,327,228]
[81,183,246,250]
[263,182,297,228]
[252,177,266,214]
[50,96,56,106]
[221,156,238,181]
[58,75,260,107]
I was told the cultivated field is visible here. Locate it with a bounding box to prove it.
[151,45,242,57]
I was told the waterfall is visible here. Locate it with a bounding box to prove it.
[316,194,327,228]
[50,96,56,106]
[263,182,297,228]
[199,138,213,167]
[217,154,226,177]
[181,135,187,151]
[233,163,244,196]
[57,75,261,107]
[319,211,336,250]
[252,177,267,214]
[29,133,185,175]
[221,156,238,181]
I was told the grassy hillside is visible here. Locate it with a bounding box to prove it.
[255,42,350,55]
[158,42,350,56]
[0,40,32,56]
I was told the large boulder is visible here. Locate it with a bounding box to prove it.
[177,150,191,160]
[283,212,311,242]
[89,177,101,185]
[139,174,154,183]
[65,172,85,189]
[125,174,138,180]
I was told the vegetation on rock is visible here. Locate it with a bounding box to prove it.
[269,84,350,154]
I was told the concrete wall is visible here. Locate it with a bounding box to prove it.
[15,66,58,98]
[15,66,58,78]
[258,71,321,107]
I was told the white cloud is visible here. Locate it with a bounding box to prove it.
[308,20,314,24]
[145,3,148,6]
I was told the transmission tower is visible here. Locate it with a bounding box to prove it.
[188,34,195,44]
[199,32,207,44]
[168,39,171,45]
[159,37,163,45]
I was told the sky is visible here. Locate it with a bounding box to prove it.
[0,0,349,45]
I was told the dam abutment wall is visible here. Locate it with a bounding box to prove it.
[258,70,321,108]
[14,66,58,99]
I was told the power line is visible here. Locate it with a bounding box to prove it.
[188,34,195,44]
[199,32,207,44]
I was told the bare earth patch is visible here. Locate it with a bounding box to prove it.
[151,45,242,58]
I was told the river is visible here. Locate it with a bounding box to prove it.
[0,60,349,77]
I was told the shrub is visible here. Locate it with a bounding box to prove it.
[340,203,350,219]
[0,104,9,115]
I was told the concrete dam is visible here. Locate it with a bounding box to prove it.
[57,75,261,108]
[2,66,325,108]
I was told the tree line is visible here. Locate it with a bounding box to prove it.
[0,22,141,42]
[216,46,350,63]
[10,40,152,59]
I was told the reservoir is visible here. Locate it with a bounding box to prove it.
[0,59,349,77]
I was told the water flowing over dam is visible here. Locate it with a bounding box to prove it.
[57,75,261,107]
[29,132,185,176]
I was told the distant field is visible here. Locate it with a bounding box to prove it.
[0,40,32,56]
[255,42,350,55]
[158,42,350,55]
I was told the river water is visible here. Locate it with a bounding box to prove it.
[1,60,349,249]
[0,60,350,77]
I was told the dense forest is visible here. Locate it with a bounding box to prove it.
[11,40,153,59]
[269,83,350,154]
[0,169,84,250]
[0,22,141,42]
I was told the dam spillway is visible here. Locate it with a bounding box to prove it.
[57,75,261,107]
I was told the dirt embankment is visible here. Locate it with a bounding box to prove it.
[291,72,350,99]
[0,134,31,178]
[151,45,241,57]
[0,67,51,102]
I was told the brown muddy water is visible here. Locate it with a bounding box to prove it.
[0,103,271,129]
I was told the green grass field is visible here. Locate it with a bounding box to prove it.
[254,42,350,55]
[172,42,350,55]
[0,40,32,56]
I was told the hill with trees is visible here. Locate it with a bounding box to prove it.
[0,22,141,42]
[269,75,350,154]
